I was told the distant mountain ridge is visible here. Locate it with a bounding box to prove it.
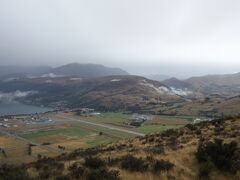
[0,63,129,79]
[49,63,129,77]
[185,72,240,87]
[161,72,240,97]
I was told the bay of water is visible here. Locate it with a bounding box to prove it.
[0,102,52,116]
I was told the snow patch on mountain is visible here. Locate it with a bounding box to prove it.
[111,79,121,82]
[41,73,64,78]
[70,78,82,81]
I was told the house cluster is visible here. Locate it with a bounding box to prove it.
[65,108,101,116]
[0,118,10,128]
[128,114,153,127]
[0,117,18,128]
[193,118,213,124]
[64,108,94,113]
[23,114,54,125]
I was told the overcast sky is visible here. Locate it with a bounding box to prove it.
[0,0,240,78]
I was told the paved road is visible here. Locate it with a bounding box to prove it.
[55,114,145,137]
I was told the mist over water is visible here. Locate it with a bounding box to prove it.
[0,90,37,104]
[0,90,51,116]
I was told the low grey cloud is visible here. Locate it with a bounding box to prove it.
[0,0,240,77]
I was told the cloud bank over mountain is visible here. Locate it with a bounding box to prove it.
[0,0,240,77]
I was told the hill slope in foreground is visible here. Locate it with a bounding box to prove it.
[1,118,240,180]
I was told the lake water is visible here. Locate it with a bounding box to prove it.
[0,102,53,116]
